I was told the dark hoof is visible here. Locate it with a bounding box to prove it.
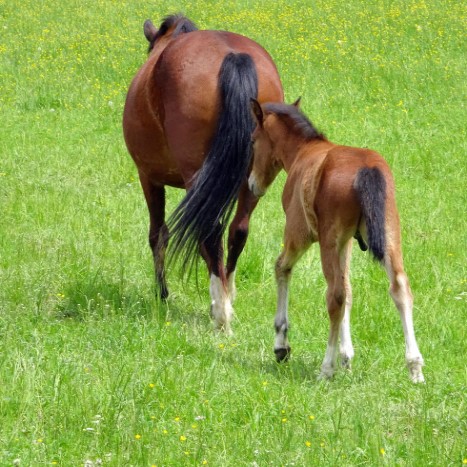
[158,287,169,301]
[274,346,291,363]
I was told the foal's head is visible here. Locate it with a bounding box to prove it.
[143,14,198,53]
[248,99,324,197]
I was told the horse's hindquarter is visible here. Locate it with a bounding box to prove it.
[316,146,392,243]
[124,29,282,188]
[155,31,283,184]
[123,54,184,187]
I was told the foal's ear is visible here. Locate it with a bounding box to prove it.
[292,96,302,108]
[143,19,158,43]
[250,98,264,128]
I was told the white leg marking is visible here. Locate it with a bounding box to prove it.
[209,274,234,335]
[273,252,294,362]
[387,270,425,383]
[227,270,237,303]
[274,272,290,354]
[339,297,355,369]
[320,324,340,380]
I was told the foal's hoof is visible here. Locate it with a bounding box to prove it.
[340,357,352,370]
[407,356,425,383]
[274,346,291,363]
[407,357,425,384]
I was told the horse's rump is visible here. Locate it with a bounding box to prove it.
[166,50,260,270]
[353,166,387,261]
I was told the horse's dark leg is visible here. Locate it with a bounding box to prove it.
[226,182,259,302]
[201,224,233,334]
[140,175,169,299]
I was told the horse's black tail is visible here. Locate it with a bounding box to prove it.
[354,167,387,262]
[167,52,259,273]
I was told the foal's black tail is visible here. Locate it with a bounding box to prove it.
[354,167,387,262]
[167,52,259,272]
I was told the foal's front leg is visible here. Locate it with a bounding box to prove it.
[274,250,300,362]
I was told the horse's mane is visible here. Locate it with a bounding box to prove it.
[148,14,198,51]
[157,14,198,40]
[264,103,326,141]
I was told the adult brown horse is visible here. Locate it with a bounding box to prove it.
[123,14,283,333]
[248,99,425,383]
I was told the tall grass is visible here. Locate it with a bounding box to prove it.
[0,0,465,465]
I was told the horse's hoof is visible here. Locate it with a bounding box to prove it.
[340,357,352,370]
[318,364,335,381]
[410,372,425,384]
[214,325,233,337]
[274,346,291,363]
[407,357,425,383]
[317,372,332,381]
[157,285,169,301]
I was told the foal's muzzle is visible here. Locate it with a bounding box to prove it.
[248,172,265,197]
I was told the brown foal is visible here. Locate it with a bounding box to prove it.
[248,99,424,382]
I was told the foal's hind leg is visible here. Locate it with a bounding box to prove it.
[339,241,355,369]
[226,182,259,302]
[140,175,169,299]
[319,240,351,379]
[385,247,424,383]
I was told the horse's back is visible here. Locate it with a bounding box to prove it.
[158,30,283,106]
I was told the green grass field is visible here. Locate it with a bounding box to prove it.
[1,0,465,465]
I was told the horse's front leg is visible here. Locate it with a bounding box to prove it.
[274,206,311,362]
[274,252,292,361]
[226,182,259,303]
[201,224,234,335]
[274,247,303,362]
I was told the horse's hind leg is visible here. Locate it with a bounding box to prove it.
[319,239,351,379]
[339,241,354,369]
[384,245,424,383]
[226,182,259,302]
[140,175,169,299]
[201,224,234,335]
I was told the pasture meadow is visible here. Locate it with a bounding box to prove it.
[0,0,466,465]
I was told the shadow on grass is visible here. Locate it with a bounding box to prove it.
[54,269,210,327]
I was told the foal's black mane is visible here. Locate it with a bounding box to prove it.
[149,14,198,50]
[265,103,326,141]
